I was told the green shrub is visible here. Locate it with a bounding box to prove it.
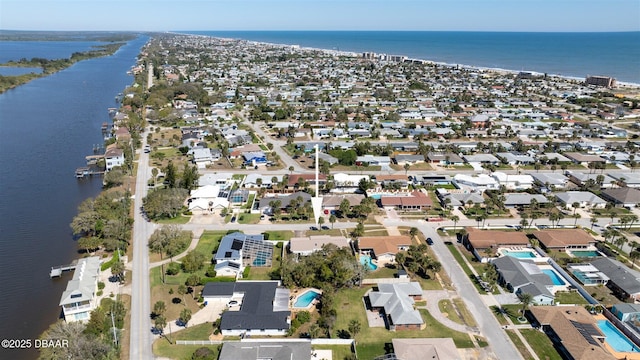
[98,281,105,290]
[243,266,251,278]
[205,264,217,278]
[166,262,181,275]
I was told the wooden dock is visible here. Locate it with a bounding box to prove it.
[50,260,78,278]
[75,165,104,178]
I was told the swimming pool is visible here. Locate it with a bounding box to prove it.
[569,250,602,258]
[597,319,640,353]
[360,255,378,270]
[294,290,321,308]
[542,269,566,285]
[370,194,382,200]
[502,250,537,259]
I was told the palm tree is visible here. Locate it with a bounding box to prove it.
[329,214,336,229]
[518,293,534,321]
[153,300,166,317]
[573,213,581,227]
[630,250,640,268]
[348,319,361,340]
[409,227,419,240]
[519,219,529,230]
[451,215,460,232]
[590,217,598,230]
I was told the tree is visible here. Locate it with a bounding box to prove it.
[339,199,351,218]
[573,213,581,226]
[165,161,177,188]
[153,300,166,317]
[154,315,167,337]
[148,225,191,260]
[77,236,102,253]
[348,319,361,339]
[111,260,125,283]
[288,165,294,174]
[181,250,206,273]
[404,162,410,175]
[38,320,112,360]
[179,308,192,327]
[185,275,202,299]
[409,227,419,240]
[177,284,187,305]
[308,324,320,339]
[181,163,199,190]
[451,215,460,232]
[630,250,640,268]
[143,188,189,219]
[518,293,534,319]
[590,216,598,230]
[103,166,125,188]
[395,251,407,267]
[519,219,529,230]
[329,214,336,229]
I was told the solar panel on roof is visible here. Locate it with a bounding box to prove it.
[570,320,602,346]
[231,239,244,250]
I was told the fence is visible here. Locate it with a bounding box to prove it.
[362,277,410,285]
[535,246,599,304]
[176,340,223,345]
[311,339,354,345]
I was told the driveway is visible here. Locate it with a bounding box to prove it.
[421,290,478,334]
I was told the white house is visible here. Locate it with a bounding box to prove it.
[453,174,499,192]
[59,256,101,323]
[104,144,124,171]
[491,172,534,190]
[188,185,229,213]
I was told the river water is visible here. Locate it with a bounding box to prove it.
[0,35,147,360]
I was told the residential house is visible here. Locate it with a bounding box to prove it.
[555,191,607,209]
[531,229,596,251]
[332,173,369,191]
[201,281,290,336]
[503,193,548,208]
[530,173,569,190]
[464,228,530,262]
[259,191,312,214]
[462,154,500,164]
[189,148,215,168]
[611,303,640,322]
[391,338,461,360]
[426,152,465,165]
[59,256,101,323]
[528,306,614,360]
[567,172,616,189]
[104,144,124,171]
[288,235,350,256]
[453,174,499,192]
[590,257,640,302]
[188,185,229,213]
[563,152,606,165]
[358,236,412,265]
[394,154,426,165]
[243,151,267,166]
[379,191,433,211]
[491,172,534,190]
[243,173,283,188]
[218,341,311,360]
[213,232,273,277]
[601,187,640,208]
[368,283,425,331]
[374,174,409,189]
[322,194,365,213]
[496,152,535,165]
[609,173,640,188]
[436,190,485,207]
[491,256,555,305]
[356,155,391,167]
[198,172,236,189]
[286,174,326,191]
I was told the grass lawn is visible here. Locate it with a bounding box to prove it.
[490,306,509,326]
[506,330,535,360]
[155,215,191,225]
[453,298,477,327]
[554,291,588,305]
[152,323,220,359]
[149,266,206,327]
[439,299,464,325]
[586,284,621,306]
[264,230,294,241]
[237,213,260,224]
[437,299,477,327]
[501,304,529,324]
[520,329,563,360]
[330,287,476,360]
[194,230,228,258]
[312,345,354,359]
[445,243,487,294]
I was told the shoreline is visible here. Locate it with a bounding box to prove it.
[173,31,640,88]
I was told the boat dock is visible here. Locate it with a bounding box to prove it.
[50,260,78,278]
[75,166,104,178]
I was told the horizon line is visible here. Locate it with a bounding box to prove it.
[1,29,639,34]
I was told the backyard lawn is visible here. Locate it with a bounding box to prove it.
[152,322,220,359]
[520,329,562,360]
[330,287,477,360]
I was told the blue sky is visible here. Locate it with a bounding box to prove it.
[1,0,639,32]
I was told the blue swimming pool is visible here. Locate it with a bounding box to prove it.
[542,269,566,285]
[294,290,321,308]
[570,250,602,258]
[597,319,640,353]
[370,194,382,200]
[360,255,378,270]
[503,250,537,259]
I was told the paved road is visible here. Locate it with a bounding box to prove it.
[129,131,156,360]
[249,120,307,173]
[384,219,523,360]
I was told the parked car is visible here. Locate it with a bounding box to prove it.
[321,225,329,230]
[230,216,236,223]
[310,226,318,231]
[426,237,433,245]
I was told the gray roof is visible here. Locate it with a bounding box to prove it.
[504,193,549,206]
[569,172,615,185]
[463,153,500,163]
[437,191,484,207]
[203,281,291,332]
[497,152,535,164]
[214,232,264,263]
[591,257,640,296]
[530,173,569,187]
[259,191,312,209]
[59,256,101,306]
[555,191,607,205]
[612,303,640,315]
[601,187,640,205]
[219,341,311,360]
[369,282,423,326]
[492,256,553,297]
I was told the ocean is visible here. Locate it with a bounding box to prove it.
[182,31,640,84]
[0,35,147,360]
